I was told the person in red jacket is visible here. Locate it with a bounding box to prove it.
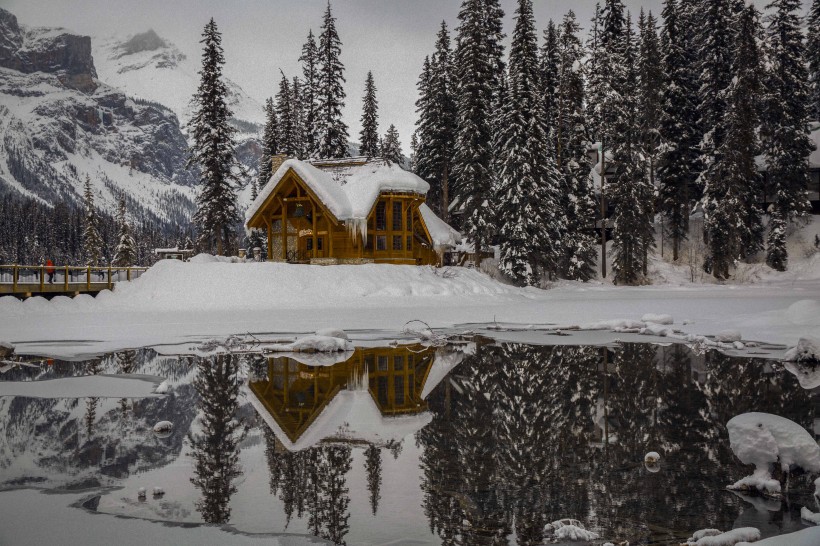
[45,259,56,284]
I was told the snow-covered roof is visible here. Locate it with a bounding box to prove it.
[245,157,430,226]
[419,203,462,248]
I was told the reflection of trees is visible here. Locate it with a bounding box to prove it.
[364,444,382,515]
[188,354,244,524]
[84,358,103,439]
[417,343,815,544]
[116,350,136,416]
[263,433,353,545]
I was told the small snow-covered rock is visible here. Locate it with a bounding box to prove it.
[642,313,673,325]
[784,337,820,364]
[153,421,173,435]
[544,519,599,542]
[152,486,164,497]
[137,487,146,499]
[644,451,660,464]
[315,328,349,341]
[154,380,169,394]
[687,527,760,545]
[715,330,741,343]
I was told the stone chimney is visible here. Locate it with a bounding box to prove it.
[271,154,288,174]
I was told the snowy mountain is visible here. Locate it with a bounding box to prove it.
[0,8,198,225]
[93,29,265,132]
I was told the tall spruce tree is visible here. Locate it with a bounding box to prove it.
[187,18,240,256]
[696,0,734,190]
[299,30,320,157]
[359,71,380,158]
[808,0,820,121]
[81,175,103,266]
[381,124,403,165]
[451,0,502,263]
[256,97,278,199]
[275,73,295,156]
[291,76,306,159]
[703,5,765,279]
[608,13,655,284]
[316,2,349,158]
[763,0,814,271]
[540,20,561,157]
[658,0,700,261]
[496,0,564,285]
[409,132,419,173]
[557,10,598,281]
[416,22,457,220]
[113,197,136,267]
[637,10,663,197]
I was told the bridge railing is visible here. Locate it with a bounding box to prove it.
[0,264,149,292]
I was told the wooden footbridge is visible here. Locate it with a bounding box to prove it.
[0,264,149,298]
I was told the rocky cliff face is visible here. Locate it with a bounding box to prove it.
[0,9,97,93]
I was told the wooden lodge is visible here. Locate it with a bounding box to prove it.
[247,345,440,451]
[245,155,461,265]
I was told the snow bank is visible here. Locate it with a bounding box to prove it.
[0,374,165,398]
[266,335,353,353]
[716,330,742,343]
[686,528,760,545]
[727,413,820,495]
[544,519,599,542]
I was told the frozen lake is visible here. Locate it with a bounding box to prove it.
[0,341,819,545]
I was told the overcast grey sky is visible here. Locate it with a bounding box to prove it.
[1,0,783,152]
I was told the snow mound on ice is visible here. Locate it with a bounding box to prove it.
[642,313,673,325]
[727,413,820,496]
[784,338,820,364]
[152,421,172,433]
[716,330,742,343]
[686,527,760,545]
[801,506,820,524]
[544,519,599,541]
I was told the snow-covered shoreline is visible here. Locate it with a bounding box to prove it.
[0,260,818,358]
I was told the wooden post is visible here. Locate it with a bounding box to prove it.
[86,266,91,291]
[107,266,112,289]
[265,216,273,261]
[39,264,44,292]
[64,266,69,291]
[281,205,287,262]
[326,216,333,257]
[12,265,17,292]
[127,268,131,282]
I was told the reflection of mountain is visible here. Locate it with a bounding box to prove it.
[247,345,445,451]
[0,349,197,490]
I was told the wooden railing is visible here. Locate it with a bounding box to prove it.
[0,264,149,295]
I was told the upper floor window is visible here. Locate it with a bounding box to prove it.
[393,201,403,231]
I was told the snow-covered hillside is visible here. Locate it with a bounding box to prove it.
[93,30,265,131]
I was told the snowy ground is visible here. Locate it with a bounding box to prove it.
[0,255,818,358]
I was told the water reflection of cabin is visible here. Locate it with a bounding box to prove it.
[244,155,461,265]
[247,346,438,450]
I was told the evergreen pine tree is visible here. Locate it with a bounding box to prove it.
[409,132,419,173]
[299,30,320,157]
[658,0,700,261]
[637,10,663,200]
[381,124,403,165]
[557,10,598,281]
[81,175,103,266]
[808,0,820,121]
[257,97,278,196]
[291,76,306,159]
[585,3,605,139]
[608,13,655,284]
[359,71,380,158]
[187,19,240,256]
[703,5,765,279]
[763,0,814,271]
[275,73,295,156]
[540,20,561,158]
[417,22,457,220]
[316,2,349,158]
[496,0,564,285]
[451,0,501,263]
[696,0,734,190]
[113,197,136,267]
